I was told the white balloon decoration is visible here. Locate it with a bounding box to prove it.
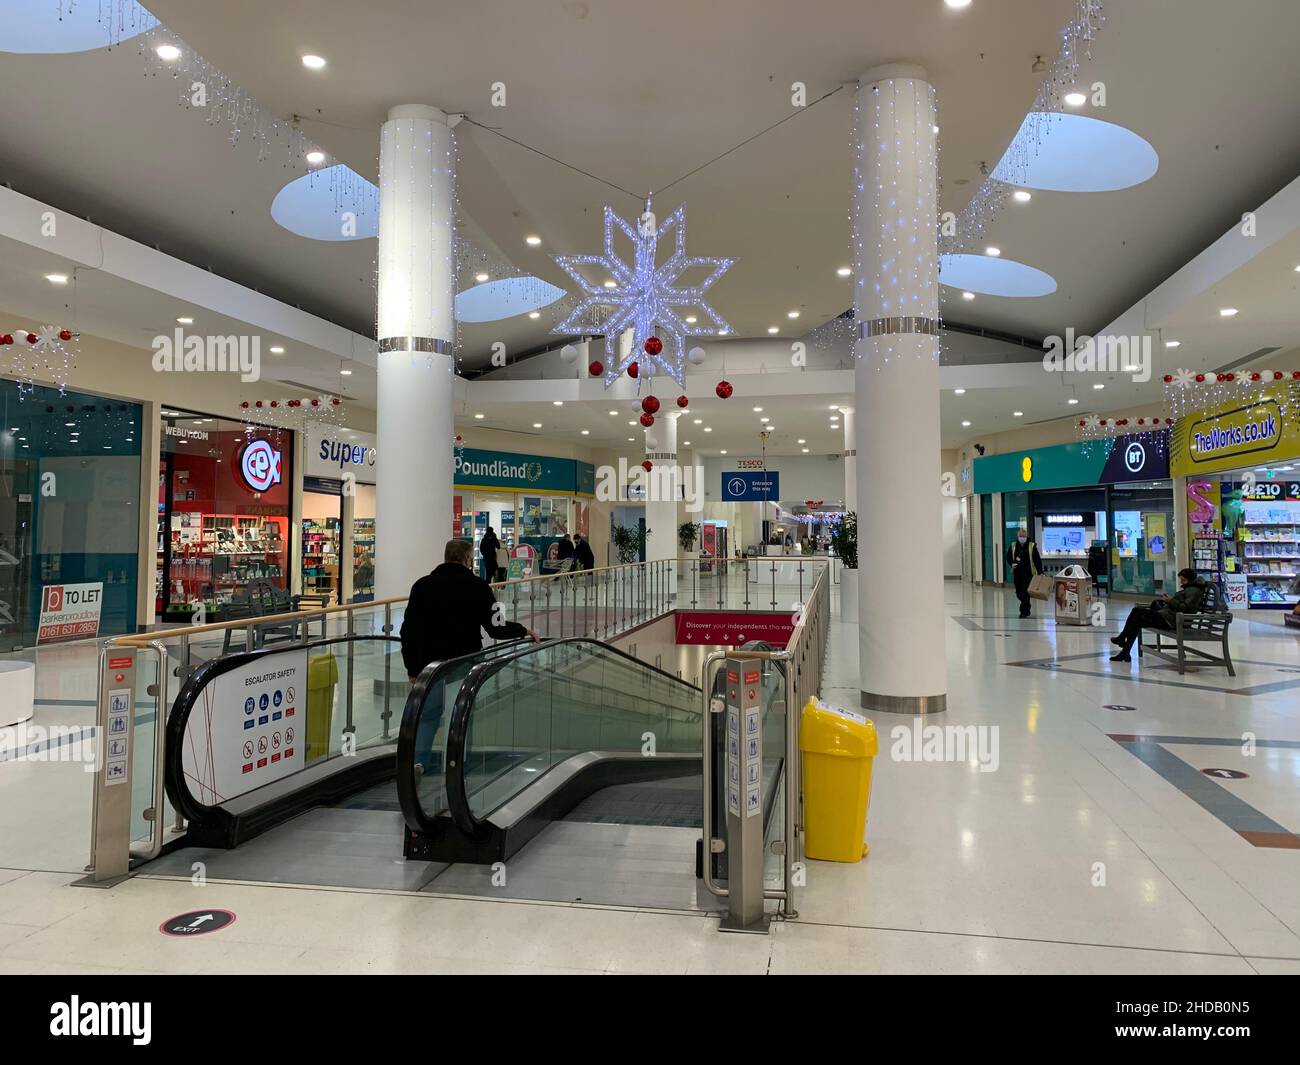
[686,346,706,365]
[559,344,579,363]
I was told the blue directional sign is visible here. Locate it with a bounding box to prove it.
[721,471,780,501]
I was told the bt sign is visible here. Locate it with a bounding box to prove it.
[240,439,283,493]
[1123,441,1147,474]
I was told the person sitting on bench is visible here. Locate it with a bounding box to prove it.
[1110,567,1206,662]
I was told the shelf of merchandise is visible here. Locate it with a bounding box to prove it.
[1240,521,1300,608]
[302,518,339,604]
[352,517,375,601]
[166,512,286,613]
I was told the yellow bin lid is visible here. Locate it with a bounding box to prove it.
[799,697,878,758]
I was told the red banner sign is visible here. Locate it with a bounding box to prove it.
[675,611,795,646]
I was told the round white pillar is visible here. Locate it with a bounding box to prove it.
[375,104,456,600]
[645,411,679,569]
[853,66,946,714]
[841,407,857,513]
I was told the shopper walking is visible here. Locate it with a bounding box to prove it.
[401,539,537,681]
[479,526,501,581]
[1110,568,1207,662]
[556,533,576,570]
[1006,530,1043,619]
[573,533,595,571]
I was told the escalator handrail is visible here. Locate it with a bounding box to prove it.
[163,633,400,823]
[394,638,533,835]
[444,636,704,837]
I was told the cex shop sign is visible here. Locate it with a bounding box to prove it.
[240,439,283,492]
[37,582,104,644]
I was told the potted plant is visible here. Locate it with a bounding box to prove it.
[612,524,645,565]
[829,511,858,619]
[678,521,700,554]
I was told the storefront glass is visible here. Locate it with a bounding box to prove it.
[158,410,292,620]
[301,483,341,604]
[1001,491,1028,584]
[352,483,376,601]
[0,381,142,649]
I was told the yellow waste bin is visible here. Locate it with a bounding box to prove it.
[799,697,878,862]
[306,651,339,764]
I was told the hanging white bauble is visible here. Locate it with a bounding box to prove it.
[559,344,579,363]
[686,346,706,365]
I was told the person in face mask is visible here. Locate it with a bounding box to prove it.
[1006,529,1043,619]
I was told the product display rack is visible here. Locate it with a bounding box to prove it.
[302,517,340,604]
[1239,520,1300,608]
[166,512,287,614]
[352,517,375,601]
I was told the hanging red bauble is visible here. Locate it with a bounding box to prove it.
[25,333,37,344]
[640,412,655,427]
[676,395,688,408]
[1293,371,1300,380]
[1162,374,1172,383]
[641,395,660,415]
[255,401,263,408]
[588,360,604,377]
[311,399,320,406]
[1078,420,1085,427]
[1153,418,1162,425]
[627,361,639,379]
[715,380,733,399]
[1194,373,1205,383]
[241,401,250,409]
[1273,371,1285,380]
[331,398,341,406]
[1137,418,1145,425]
[641,460,653,472]
[644,336,662,356]
[58,329,72,342]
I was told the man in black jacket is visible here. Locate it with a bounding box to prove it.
[1006,529,1044,618]
[573,533,596,571]
[478,526,501,581]
[401,539,536,680]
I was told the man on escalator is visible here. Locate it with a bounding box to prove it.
[401,538,538,681]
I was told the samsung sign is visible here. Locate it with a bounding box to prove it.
[306,424,378,483]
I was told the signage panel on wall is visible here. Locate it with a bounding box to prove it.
[721,471,780,501]
[973,431,1170,494]
[1170,385,1300,478]
[454,448,593,496]
[37,582,104,644]
[180,650,308,807]
[239,439,283,493]
[306,423,378,483]
[675,611,795,646]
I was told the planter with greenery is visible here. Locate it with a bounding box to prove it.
[612,524,646,564]
[678,521,700,554]
[829,511,857,569]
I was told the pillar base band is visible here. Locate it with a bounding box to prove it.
[378,336,452,354]
[860,690,947,715]
[858,316,940,339]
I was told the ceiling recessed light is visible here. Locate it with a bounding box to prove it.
[176,316,193,325]
[532,422,542,429]
[768,326,779,334]
[1013,190,1032,203]
[837,266,852,277]
[525,235,542,246]
[760,417,770,423]
[552,400,563,406]
[752,406,763,412]
[797,438,806,444]
[720,450,728,455]
[628,421,636,426]
[155,44,181,61]
[528,311,541,319]
[1219,307,1238,317]
[802,448,810,453]
[944,0,972,7]
[1068,398,1079,405]
[985,247,1001,257]
[693,418,702,424]
[1013,411,1023,417]
[1064,91,1087,107]
[475,272,489,283]
[306,150,326,165]
[301,54,326,69]
[704,427,712,432]
[953,388,966,395]
[474,413,485,419]
[581,429,589,435]
[45,273,68,285]
[683,440,691,446]
[603,280,617,289]
[1165,340,1181,348]
[627,437,635,442]
[685,315,697,324]
[961,420,971,427]
[339,368,352,376]
[787,310,800,319]
[269,345,285,354]
[961,291,975,300]
[1093,383,1105,390]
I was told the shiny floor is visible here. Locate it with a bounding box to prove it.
[3,583,1300,974]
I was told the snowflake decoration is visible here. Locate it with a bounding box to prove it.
[1083,414,1101,432]
[552,200,733,389]
[1172,368,1196,389]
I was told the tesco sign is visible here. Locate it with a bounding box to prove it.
[240,439,283,492]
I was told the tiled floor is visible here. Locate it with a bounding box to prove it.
[3,583,1299,974]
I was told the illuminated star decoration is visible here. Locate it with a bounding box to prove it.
[552,200,734,389]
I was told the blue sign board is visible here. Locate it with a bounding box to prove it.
[454,447,596,496]
[721,471,780,501]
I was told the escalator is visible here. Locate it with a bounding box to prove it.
[397,638,705,864]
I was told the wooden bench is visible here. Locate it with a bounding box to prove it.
[1138,583,1234,676]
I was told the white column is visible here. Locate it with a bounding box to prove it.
[853,66,946,714]
[375,104,456,600]
[841,407,857,512]
[644,411,679,568]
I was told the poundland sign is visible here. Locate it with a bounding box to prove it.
[454,448,595,495]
